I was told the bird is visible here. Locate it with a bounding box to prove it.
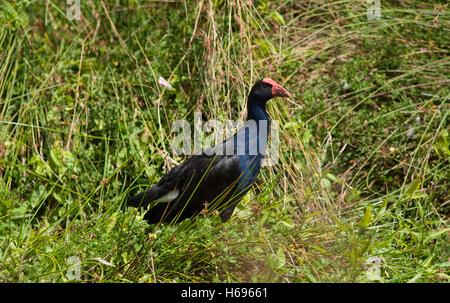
[128,78,291,224]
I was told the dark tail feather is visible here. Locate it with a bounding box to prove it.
[143,203,172,224]
[128,186,159,208]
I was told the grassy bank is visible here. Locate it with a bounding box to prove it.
[0,0,448,282]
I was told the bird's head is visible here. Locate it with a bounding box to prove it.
[250,78,291,103]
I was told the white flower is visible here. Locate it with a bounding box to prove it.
[158,76,173,90]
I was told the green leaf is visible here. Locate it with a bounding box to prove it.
[330,214,347,230]
[433,261,450,268]
[271,11,286,25]
[403,178,421,198]
[325,173,340,183]
[302,129,312,144]
[280,217,294,228]
[284,121,300,129]
[378,195,389,218]
[320,178,331,190]
[411,193,428,200]
[360,206,372,229]
[275,247,286,269]
[425,227,450,243]
[407,271,422,283]
[29,155,52,177]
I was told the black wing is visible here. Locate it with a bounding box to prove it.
[129,154,243,223]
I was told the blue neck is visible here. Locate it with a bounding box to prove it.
[233,96,271,193]
[246,96,270,148]
[247,97,270,122]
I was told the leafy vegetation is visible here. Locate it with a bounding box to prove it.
[0,0,448,282]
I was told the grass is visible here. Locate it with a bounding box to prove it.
[0,0,448,282]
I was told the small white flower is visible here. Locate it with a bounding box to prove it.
[158,76,173,90]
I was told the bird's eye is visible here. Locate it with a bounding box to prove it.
[262,83,271,88]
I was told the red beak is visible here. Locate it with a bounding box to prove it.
[272,84,291,98]
[262,77,291,98]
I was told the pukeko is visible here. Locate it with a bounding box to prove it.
[128,78,291,224]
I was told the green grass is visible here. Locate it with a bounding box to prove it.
[0,0,448,282]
